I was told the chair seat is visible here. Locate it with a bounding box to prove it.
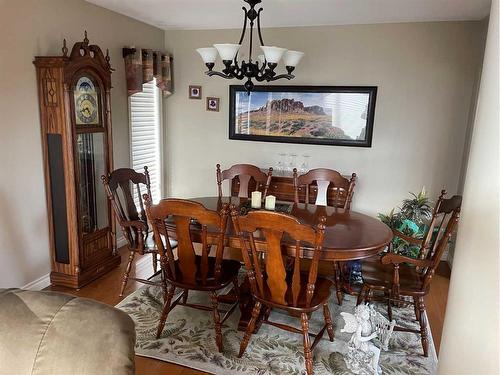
[257,274,333,312]
[361,256,424,292]
[167,256,241,291]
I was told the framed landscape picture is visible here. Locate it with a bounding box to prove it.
[229,85,377,147]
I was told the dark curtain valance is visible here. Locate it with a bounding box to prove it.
[123,47,173,97]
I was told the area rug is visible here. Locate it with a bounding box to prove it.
[117,280,437,374]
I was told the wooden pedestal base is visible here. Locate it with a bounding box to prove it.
[218,277,265,333]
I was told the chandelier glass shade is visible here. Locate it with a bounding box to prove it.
[196,0,304,93]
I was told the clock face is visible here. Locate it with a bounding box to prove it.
[74,76,100,125]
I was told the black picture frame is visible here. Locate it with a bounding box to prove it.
[229,85,377,147]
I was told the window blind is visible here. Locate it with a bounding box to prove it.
[130,78,162,204]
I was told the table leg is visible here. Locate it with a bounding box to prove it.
[333,262,344,304]
[218,275,264,333]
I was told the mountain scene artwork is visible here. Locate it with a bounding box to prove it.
[234,90,371,141]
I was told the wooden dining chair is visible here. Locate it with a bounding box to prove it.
[216,163,273,198]
[144,197,241,352]
[102,167,177,296]
[231,208,333,375]
[292,168,356,209]
[357,191,462,357]
[293,168,357,305]
[387,190,456,261]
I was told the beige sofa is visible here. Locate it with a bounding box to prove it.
[0,289,135,375]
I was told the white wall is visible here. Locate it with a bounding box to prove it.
[164,22,486,218]
[438,0,499,373]
[0,0,164,287]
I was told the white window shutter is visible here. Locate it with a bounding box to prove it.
[130,79,162,204]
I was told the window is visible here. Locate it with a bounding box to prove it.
[129,78,162,203]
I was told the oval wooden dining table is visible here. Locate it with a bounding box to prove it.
[163,196,393,331]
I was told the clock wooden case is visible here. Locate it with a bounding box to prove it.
[34,33,120,289]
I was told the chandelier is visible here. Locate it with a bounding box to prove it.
[196,0,304,93]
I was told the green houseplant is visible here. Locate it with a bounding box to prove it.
[378,188,433,258]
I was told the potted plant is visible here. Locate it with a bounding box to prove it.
[378,188,433,258]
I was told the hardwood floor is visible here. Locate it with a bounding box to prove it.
[48,247,451,374]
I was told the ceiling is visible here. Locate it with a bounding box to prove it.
[87,0,491,30]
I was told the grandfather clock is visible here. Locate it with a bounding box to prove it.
[34,32,120,288]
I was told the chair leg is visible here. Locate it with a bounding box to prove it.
[263,306,272,322]
[333,262,343,305]
[387,292,393,322]
[156,284,176,339]
[357,285,367,306]
[120,250,136,297]
[238,301,262,358]
[323,304,335,342]
[413,296,420,321]
[182,289,189,304]
[367,289,374,303]
[211,292,223,353]
[417,297,429,357]
[152,252,158,273]
[232,277,240,300]
[301,313,314,375]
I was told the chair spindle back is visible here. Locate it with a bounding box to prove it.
[231,209,326,308]
[420,191,462,289]
[217,163,273,198]
[101,167,152,249]
[293,168,356,209]
[144,197,229,287]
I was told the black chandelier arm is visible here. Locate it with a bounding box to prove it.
[243,62,260,80]
[233,7,248,63]
[206,70,235,79]
[230,61,246,79]
[233,69,245,79]
[237,7,248,45]
[256,8,265,46]
[254,74,269,82]
[222,59,240,77]
[258,60,267,74]
[266,73,295,81]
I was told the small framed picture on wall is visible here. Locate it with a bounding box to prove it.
[189,85,202,99]
[206,97,220,112]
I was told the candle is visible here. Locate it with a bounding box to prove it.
[265,195,276,210]
[251,191,262,209]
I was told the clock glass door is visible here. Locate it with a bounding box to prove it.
[72,72,111,268]
[76,132,108,235]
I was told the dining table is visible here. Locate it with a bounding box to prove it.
[163,196,393,332]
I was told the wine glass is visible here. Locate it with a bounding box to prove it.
[288,153,297,175]
[300,154,310,174]
[277,153,287,176]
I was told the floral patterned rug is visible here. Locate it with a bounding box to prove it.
[116,281,437,374]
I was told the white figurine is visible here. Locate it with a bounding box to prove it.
[340,304,396,375]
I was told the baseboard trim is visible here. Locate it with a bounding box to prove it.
[117,235,127,248]
[22,273,51,291]
[21,238,133,291]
